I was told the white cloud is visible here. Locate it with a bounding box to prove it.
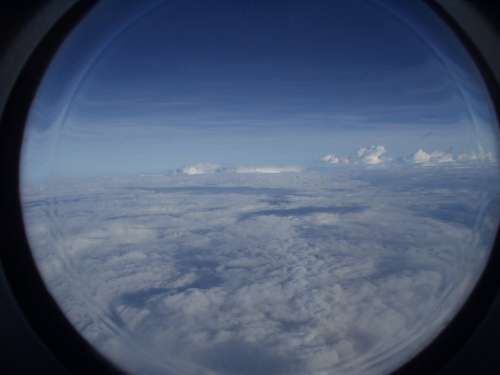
[357,145,386,165]
[182,162,222,175]
[235,166,302,174]
[21,167,498,375]
[413,149,431,163]
[457,150,496,163]
[412,149,453,164]
[320,154,350,165]
[308,213,340,225]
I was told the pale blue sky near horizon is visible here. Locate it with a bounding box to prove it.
[21,0,499,180]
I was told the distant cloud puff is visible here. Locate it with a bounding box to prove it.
[182,162,222,175]
[457,150,495,163]
[357,145,386,165]
[412,149,453,164]
[320,154,350,165]
[236,166,302,174]
[321,146,386,165]
[457,153,475,162]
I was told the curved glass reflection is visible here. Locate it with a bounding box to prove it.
[20,1,500,374]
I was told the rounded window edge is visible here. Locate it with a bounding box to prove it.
[0,1,125,374]
[391,0,500,373]
[0,1,499,375]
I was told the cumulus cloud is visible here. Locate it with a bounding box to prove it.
[357,145,386,165]
[412,149,453,164]
[320,154,350,165]
[182,162,222,175]
[457,150,496,163]
[235,166,302,174]
[321,145,387,166]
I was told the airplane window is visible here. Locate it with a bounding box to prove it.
[18,1,500,374]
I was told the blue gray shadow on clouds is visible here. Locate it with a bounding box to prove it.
[238,204,368,221]
[198,340,302,375]
[127,186,297,196]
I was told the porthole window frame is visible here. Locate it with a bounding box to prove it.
[0,1,499,374]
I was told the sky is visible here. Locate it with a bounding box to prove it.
[21,0,500,180]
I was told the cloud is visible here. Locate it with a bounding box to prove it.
[320,146,497,167]
[182,162,222,175]
[457,150,496,163]
[357,145,386,165]
[321,145,387,166]
[21,166,499,375]
[412,149,453,164]
[307,213,340,225]
[457,153,476,162]
[320,154,350,165]
[235,166,302,174]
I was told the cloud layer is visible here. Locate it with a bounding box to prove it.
[21,165,500,375]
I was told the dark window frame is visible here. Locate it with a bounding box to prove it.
[0,1,499,374]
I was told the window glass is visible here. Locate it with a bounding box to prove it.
[20,1,500,374]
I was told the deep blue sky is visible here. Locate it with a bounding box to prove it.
[22,0,499,179]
